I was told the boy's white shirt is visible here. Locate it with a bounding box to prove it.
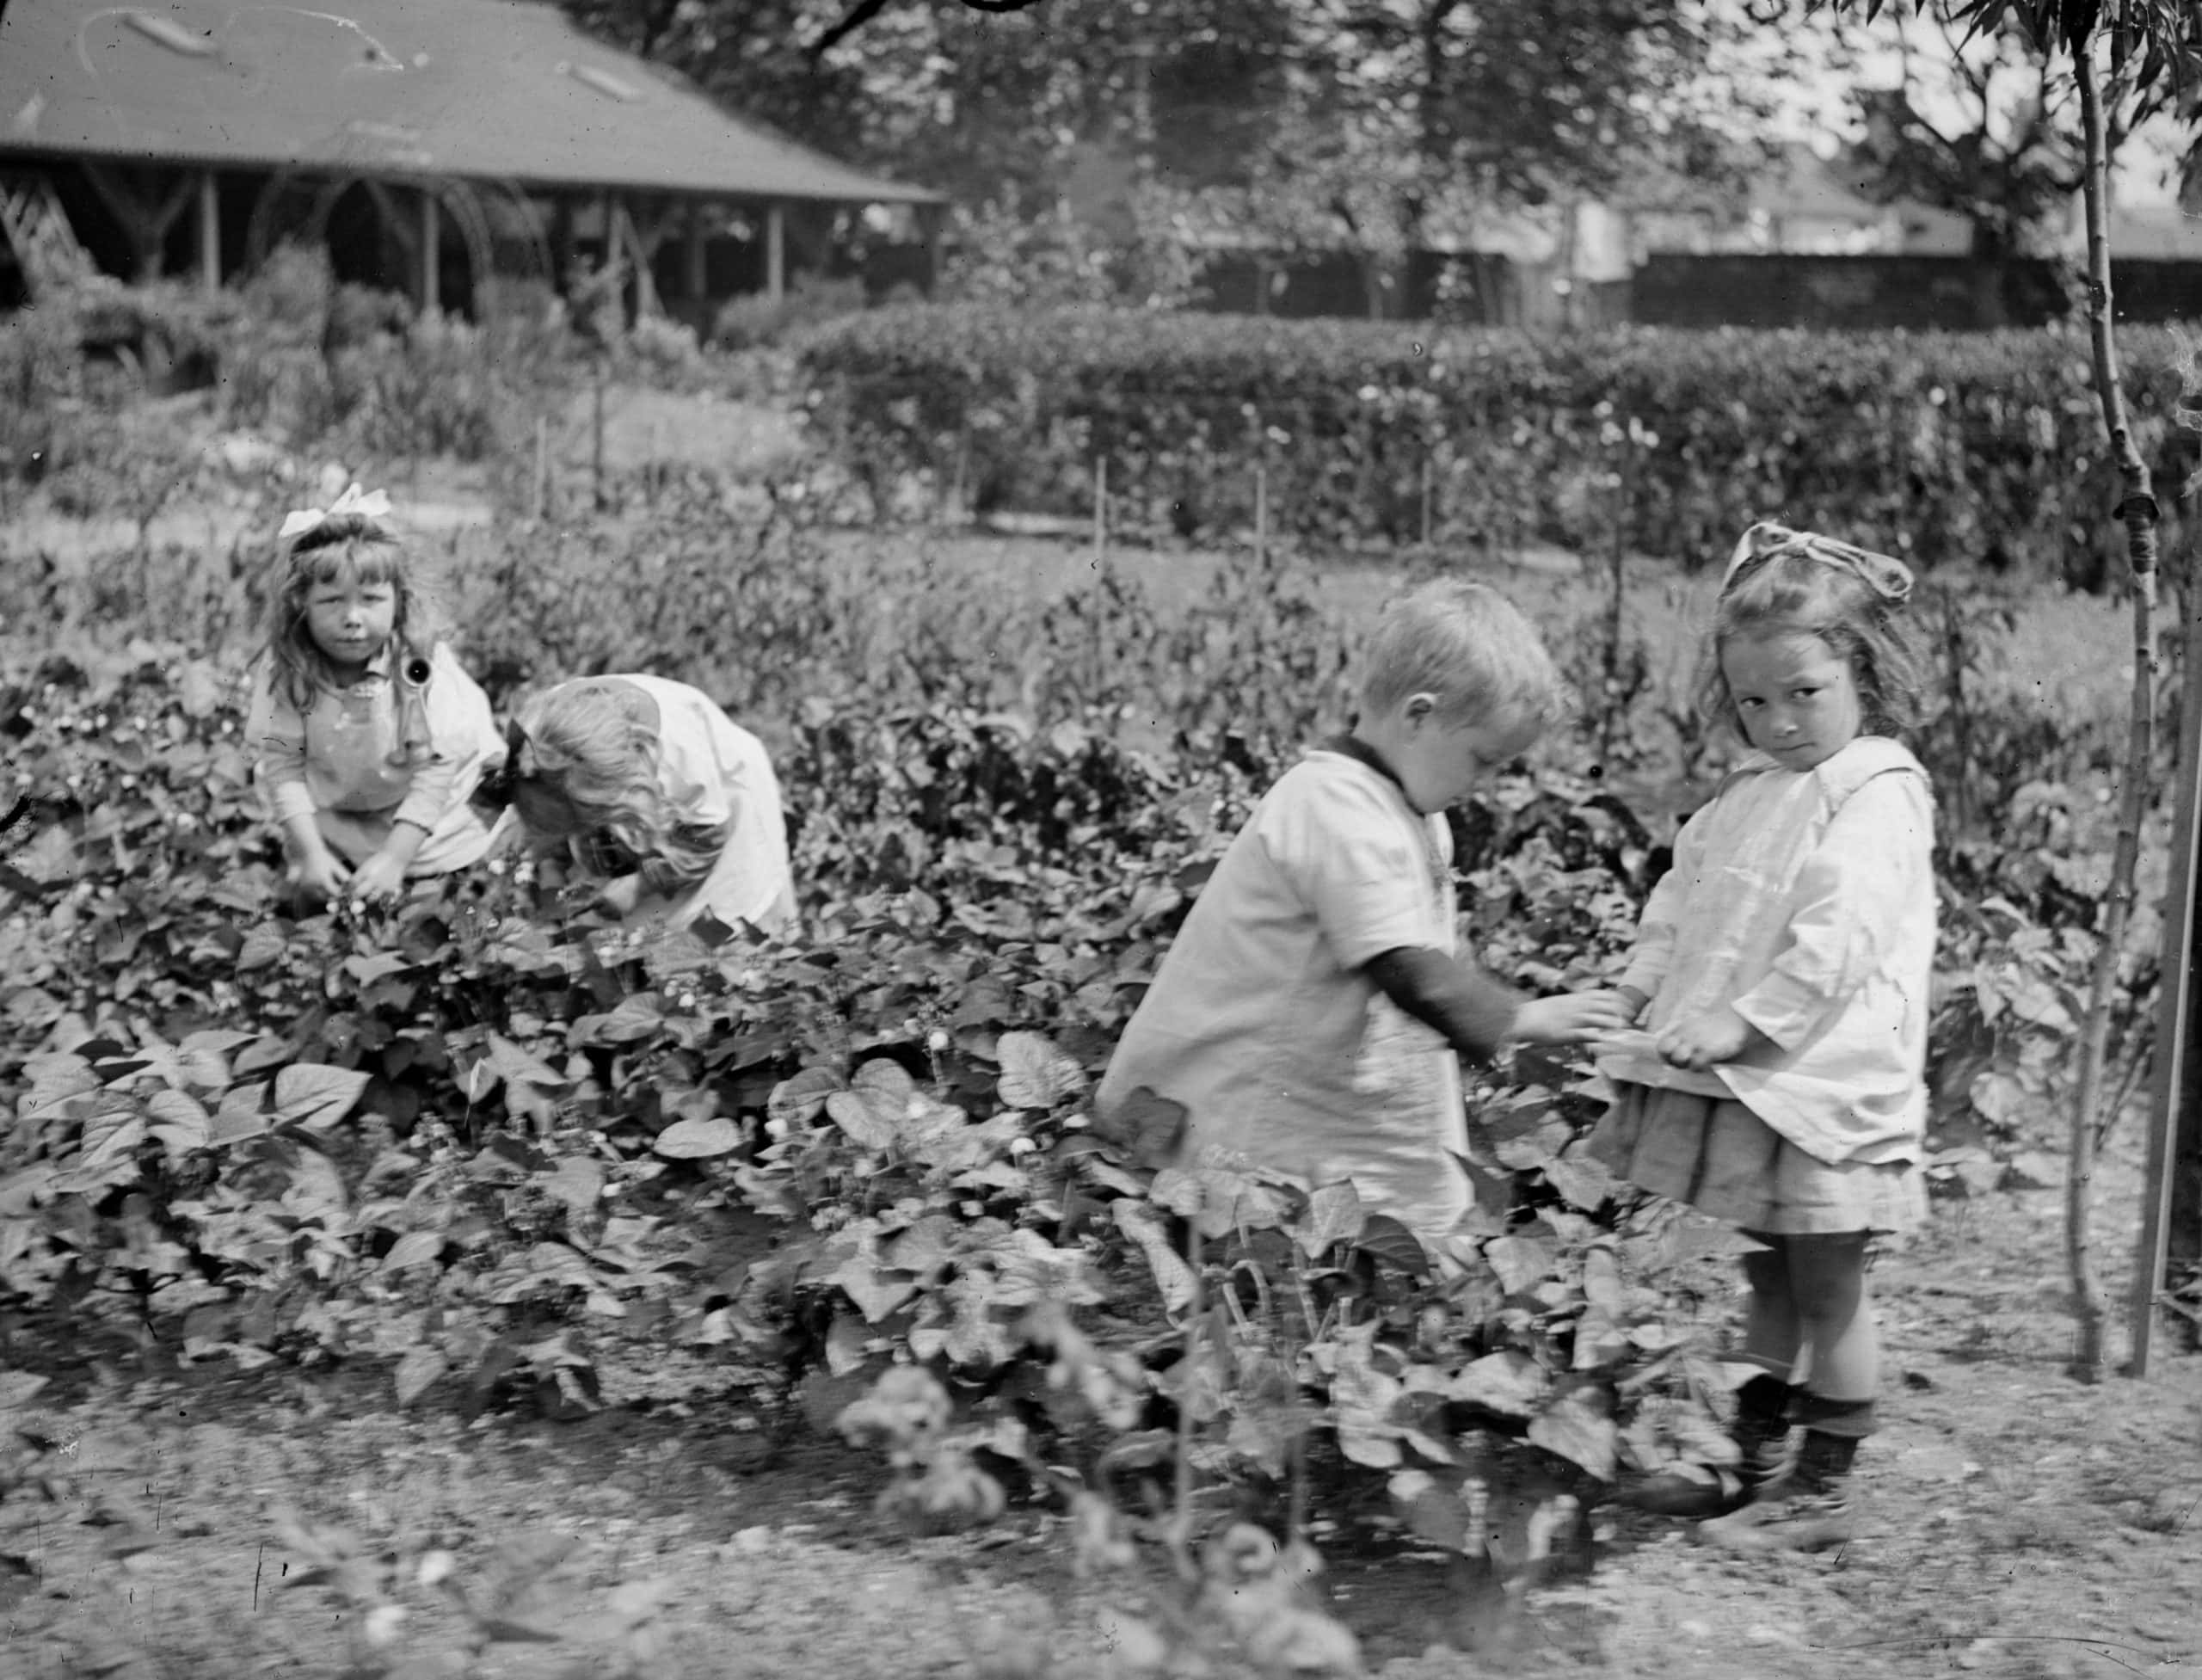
[1596,735,1936,1166]
[244,642,503,874]
[1094,748,1479,1234]
[609,674,795,937]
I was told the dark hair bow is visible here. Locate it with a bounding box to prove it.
[469,718,532,818]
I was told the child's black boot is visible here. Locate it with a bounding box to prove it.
[1622,1374,1794,1518]
[1698,1410,1864,1554]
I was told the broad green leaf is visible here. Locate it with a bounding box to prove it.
[272,1064,371,1129]
[141,1087,211,1154]
[1114,1197,1196,1314]
[1389,1468,1472,1550]
[1292,1181,1367,1258]
[1225,1390,1319,1480]
[394,1346,448,1408]
[587,994,668,1043]
[382,1231,446,1271]
[343,951,415,985]
[1485,1233,1556,1296]
[826,1243,917,1323]
[997,1031,1086,1109]
[654,1117,741,1159]
[824,1310,870,1376]
[237,923,288,971]
[52,1107,147,1195]
[767,1066,843,1125]
[279,1150,350,1226]
[1331,1326,1404,1469]
[1526,1380,1617,1482]
[22,1053,96,1116]
[542,1156,605,1210]
[1449,1351,1547,1419]
[1356,1213,1432,1277]
[826,1088,900,1150]
[485,1033,564,1089]
[210,1081,271,1147]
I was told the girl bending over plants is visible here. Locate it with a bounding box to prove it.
[244,484,505,910]
[483,674,795,944]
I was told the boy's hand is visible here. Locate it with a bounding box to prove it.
[595,873,644,919]
[1656,1008,1767,1070]
[1514,988,1639,1046]
[292,847,351,905]
[349,852,409,904]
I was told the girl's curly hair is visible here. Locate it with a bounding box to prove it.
[513,680,725,891]
[1696,547,1926,741]
[261,514,441,711]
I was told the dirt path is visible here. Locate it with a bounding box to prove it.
[5,1122,2197,1680]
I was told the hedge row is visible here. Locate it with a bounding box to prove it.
[795,305,2202,583]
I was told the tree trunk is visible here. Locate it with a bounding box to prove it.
[2067,28,2161,1383]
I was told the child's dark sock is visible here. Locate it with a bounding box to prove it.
[1732,1374,1799,1491]
[1699,1411,1867,1554]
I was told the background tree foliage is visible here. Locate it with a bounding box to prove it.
[557,0,1793,268]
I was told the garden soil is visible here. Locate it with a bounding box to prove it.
[3,1122,2197,1680]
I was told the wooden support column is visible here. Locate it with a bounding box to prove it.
[420,188,440,314]
[684,201,707,314]
[766,201,785,305]
[81,163,196,280]
[196,169,219,292]
[612,196,670,318]
[362,180,420,297]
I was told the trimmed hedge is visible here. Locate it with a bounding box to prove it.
[796,305,2202,584]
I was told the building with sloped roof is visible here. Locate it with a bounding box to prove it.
[0,0,942,320]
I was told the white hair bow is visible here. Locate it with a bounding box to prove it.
[1722,520,1913,604]
[279,483,393,541]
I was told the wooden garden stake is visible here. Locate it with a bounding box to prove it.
[533,415,550,520]
[1255,465,1269,569]
[1092,456,1107,563]
[592,358,608,512]
[2133,583,2202,1373]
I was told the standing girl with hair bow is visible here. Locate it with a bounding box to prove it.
[1592,520,1935,1554]
[244,484,506,908]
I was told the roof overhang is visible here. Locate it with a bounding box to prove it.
[0,0,942,206]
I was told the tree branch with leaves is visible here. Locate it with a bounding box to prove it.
[1811,0,2201,1382]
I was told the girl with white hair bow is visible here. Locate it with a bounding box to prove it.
[243,484,506,909]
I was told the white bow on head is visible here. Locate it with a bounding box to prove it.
[279,483,393,541]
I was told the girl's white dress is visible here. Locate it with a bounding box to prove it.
[1591,735,1936,1234]
[581,675,796,938]
[245,642,504,876]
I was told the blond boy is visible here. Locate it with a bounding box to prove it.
[1095,580,1632,1235]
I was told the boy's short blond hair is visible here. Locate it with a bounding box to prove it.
[1357,579,1565,730]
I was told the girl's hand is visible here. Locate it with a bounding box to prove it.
[1514,988,1639,1046]
[595,873,644,920]
[292,848,351,905]
[1656,1009,1766,1070]
[349,852,409,904]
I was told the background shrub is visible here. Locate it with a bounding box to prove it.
[797,305,2201,587]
